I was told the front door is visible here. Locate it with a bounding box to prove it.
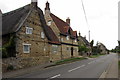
[71,47,73,57]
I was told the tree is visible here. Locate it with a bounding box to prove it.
[78,44,89,56]
[92,46,102,55]
[90,40,94,53]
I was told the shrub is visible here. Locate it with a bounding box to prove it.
[2,34,16,58]
[7,65,14,71]
[1,48,8,58]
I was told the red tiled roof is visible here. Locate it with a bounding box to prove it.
[50,13,77,39]
[73,31,77,37]
[63,26,69,33]
[50,13,69,35]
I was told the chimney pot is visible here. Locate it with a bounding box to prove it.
[66,17,70,25]
[79,31,81,36]
[45,1,50,10]
[31,0,38,8]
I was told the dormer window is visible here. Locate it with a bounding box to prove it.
[66,36,69,40]
[47,20,52,26]
[41,32,45,39]
[26,27,33,34]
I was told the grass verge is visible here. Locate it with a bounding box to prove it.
[119,60,120,69]
[45,57,87,68]
[55,57,87,65]
[89,54,106,58]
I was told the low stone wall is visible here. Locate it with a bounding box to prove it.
[2,56,50,72]
[2,57,20,72]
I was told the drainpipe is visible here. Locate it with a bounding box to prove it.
[60,35,63,60]
[72,38,73,58]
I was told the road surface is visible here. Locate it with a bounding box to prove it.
[16,53,117,79]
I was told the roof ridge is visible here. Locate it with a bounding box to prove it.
[50,13,69,26]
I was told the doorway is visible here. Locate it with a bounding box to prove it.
[71,47,73,57]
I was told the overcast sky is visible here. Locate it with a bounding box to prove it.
[0,0,119,50]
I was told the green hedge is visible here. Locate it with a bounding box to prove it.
[1,34,16,58]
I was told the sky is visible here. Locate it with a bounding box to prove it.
[0,0,119,50]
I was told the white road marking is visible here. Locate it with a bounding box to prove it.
[88,61,95,64]
[50,74,61,79]
[68,65,85,72]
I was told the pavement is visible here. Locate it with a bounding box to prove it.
[105,54,118,78]
[2,53,118,79]
[99,53,118,79]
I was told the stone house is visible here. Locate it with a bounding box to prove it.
[77,32,91,56]
[2,0,79,72]
[2,0,61,71]
[44,2,79,60]
[97,42,108,54]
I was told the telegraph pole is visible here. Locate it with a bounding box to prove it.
[81,0,91,42]
[89,30,90,42]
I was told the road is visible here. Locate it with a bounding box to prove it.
[16,53,117,79]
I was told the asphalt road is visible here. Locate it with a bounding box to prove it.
[16,53,117,79]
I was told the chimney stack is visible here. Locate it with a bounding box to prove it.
[45,1,50,10]
[45,1,50,14]
[78,31,81,36]
[31,0,38,8]
[66,17,70,25]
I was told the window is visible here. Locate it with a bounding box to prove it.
[66,36,69,40]
[76,48,78,52]
[47,20,52,26]
[26,27,33,34]
[44,47,46,51]
[23,44,31,53]
[52,45,58,53]
[61,38,63,42]
[41,32,45,39]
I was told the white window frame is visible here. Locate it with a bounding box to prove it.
[47,20,52,26]
[52,45,58,53]
[66,36,69,40]
[26,27,33,34]
[61,38,63,42]
[41,32,45,39]
[23,43,31,53]
[44,47,46,51]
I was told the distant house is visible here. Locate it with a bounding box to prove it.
[77,32,91,56]
[44,2,79,60]
[97,42,108,54]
